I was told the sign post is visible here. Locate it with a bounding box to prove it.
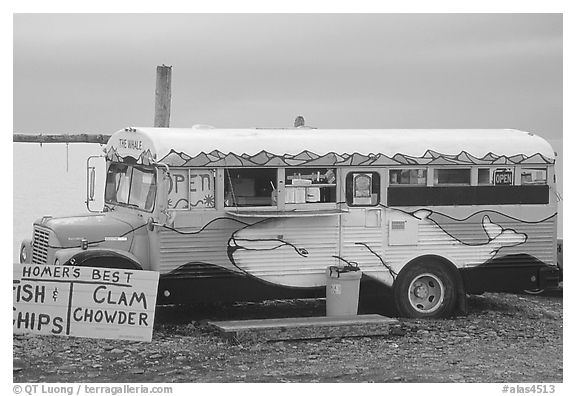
[13,264,159,342]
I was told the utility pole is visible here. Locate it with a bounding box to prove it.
[154,65,172,127]
[13,134,110,144]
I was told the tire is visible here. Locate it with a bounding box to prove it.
[394,260,457,318]
[65,251,142,270]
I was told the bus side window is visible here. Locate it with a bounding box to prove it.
[433,168,471,185]
[167,169,216,210]
[520,168,547,185]
[346,172,380,206]
[285,168,337,204]
[224,168,277,207]
[189,170,216,208]
[389,169,427,186]
[167,169,190,210]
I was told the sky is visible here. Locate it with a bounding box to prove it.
[13,13,562,144]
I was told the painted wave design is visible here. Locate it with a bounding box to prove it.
[107,146,554,167]
[105,146,156,165]
[155,150,554,167]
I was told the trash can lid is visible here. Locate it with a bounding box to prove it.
[327,265,362,279]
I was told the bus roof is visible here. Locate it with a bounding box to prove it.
[105,127,556,167]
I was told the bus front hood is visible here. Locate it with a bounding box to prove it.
[34,213,142,249]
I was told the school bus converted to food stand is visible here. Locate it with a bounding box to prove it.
[19,127,560,318]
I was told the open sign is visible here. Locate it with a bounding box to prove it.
[494,170,513,185]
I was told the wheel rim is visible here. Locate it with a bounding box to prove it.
[523,288,545,295]
[407,273,445,313]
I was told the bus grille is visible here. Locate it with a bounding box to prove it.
[32,226,50,265]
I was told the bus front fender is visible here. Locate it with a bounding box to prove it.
[58,248,143,270]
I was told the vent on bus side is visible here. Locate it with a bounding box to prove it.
[388,216,419,246]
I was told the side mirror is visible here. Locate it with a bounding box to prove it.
[86,155,104,213]
[89,167,96,201]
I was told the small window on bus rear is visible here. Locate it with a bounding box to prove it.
[520,168,547,185]
[434,168,471,185]
[389,169,427,186]
[285,168,336,204]
[225,168,277,207]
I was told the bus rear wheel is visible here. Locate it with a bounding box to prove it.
[394,261,457,318]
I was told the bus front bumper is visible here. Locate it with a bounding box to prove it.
[538,264,561,290]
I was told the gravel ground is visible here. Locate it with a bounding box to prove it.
[13,290,562,383]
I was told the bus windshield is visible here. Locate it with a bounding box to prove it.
[105,163,157,211]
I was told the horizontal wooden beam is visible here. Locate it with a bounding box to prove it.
[13,134,111,144]
[208,314,400,343]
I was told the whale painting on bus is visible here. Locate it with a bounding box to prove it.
[227,209,529,288]
[20,127,560,318]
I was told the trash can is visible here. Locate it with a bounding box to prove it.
[325,265,362,317]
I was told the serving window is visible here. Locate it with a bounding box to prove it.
[167,169,216,210]
[284,168,337,204]
[225,168,277,207]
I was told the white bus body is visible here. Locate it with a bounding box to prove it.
[20,127,560,318]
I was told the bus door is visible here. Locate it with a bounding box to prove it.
[339,169,385,275]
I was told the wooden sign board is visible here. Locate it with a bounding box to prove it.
[13,264,159,342]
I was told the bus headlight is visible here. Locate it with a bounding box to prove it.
[19,244,28,263]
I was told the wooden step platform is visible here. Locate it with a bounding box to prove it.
[208,314,400,343]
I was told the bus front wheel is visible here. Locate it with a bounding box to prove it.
[394,261,457,318]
